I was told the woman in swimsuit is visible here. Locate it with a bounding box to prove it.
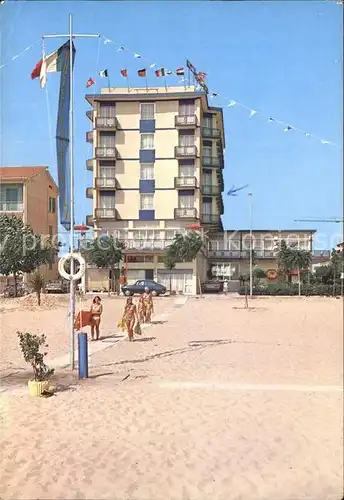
[123,297,138,342]
[90,296,103,341]
[142,287,154,323]
[137,295,146,324]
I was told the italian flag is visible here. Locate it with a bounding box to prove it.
[31,41,71,88]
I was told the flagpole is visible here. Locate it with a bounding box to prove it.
[69,13,76,370]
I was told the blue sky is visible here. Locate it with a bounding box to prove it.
[1,0,342,249]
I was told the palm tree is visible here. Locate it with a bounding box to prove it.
[168,231,204,262]
[29,271,45,306]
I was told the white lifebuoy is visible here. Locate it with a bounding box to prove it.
[58,253,86,281]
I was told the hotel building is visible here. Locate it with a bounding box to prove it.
[85,85,225,294]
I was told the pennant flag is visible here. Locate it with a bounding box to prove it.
[249,109,257,118]
[228,100,236,107]
[137,68,146,77]
[103,38,111,44]
[284,125,292,132]
[155,68,165,77]
[176,67,184,76]
[305,133,312,137]
[268,117,275,123]
[86,77,95,88]
[134,53,141,58]
[178,78,186,83]
[150,63,156,68]
[99,69,108,78]
[120,68,128,78]
[321,140,330,144]
[31,40,74,88]
[166,70,173,75]
[117,46,124,52]
[197,72,207,80]
[211,92,218,98]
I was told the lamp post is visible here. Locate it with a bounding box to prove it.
[248,192,253,297]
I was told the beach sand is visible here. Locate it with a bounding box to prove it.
[0,295,343,500]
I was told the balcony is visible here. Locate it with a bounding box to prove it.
[174,176,197,189]
[86,110,94,121]
[86,215,94,227]
[86,187,93,199]
[95,177,117,189]
[175,145,198,158]
[95,116,117,130]
[125,240,173,252]
[201,185,220,196]
[86,131,93,143]
[175,115,198,128]
[174,207,198,219]
[202,155,223,168]
[95,147,117,159]
[0,202,24,212]
[202,127,221,139]
[86,159,94,171]
[208,250,276,259]
[202,214,220,225]
[95,208,118,219]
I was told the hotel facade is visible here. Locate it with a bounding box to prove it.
[85,85,225,294]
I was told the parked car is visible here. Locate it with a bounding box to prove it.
[201,280,223,294]
[45,280,69,294]
[121,279,166,297]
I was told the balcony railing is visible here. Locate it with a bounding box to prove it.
[201,185,220,195]
[95,117,117,129]
[86,110,94,121]
[174,207,198,219]
[86,131,93,143]
[175,145,198,158]
[95,208,118,219]
[202,156,222,168]
[174,176,197,189]
[202,214,220,224]
[95,177,117,189]
[175,115,198,127]
[202,127,221,138]
[86,187,93,199]
[312,250,331,258]
[208,250,276,259]
[86,159,94,171]
[0,202,24,211]
[95,147,117,159]
[125,240,173,251]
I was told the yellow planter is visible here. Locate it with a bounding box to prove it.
[28,380,50,397]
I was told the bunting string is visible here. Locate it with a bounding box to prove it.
[0,39,40,70]
[100,34,339,148]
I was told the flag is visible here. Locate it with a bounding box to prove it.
[31,40,73,88]
[137,68,146,77]
[134,53,141,58]
[176,67,184,76]
[284,125,292,132]
[86,77,95,88]
[228,100,236,107]
[120,68,128,78]
[305,133,311,137]
[249,109,257,118]
[155,68,165,77]
[197,72,207,80]
[150,63,156,68]
[166,70,173,75]
[211,92,217,98]
[268,117,275,123]
[117,46,124,52]
[99,69,108,78]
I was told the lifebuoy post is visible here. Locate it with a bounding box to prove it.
[78,332,88,378]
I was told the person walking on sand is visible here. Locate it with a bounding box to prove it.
[90,296,103,341]
[137,295,146,324]
[142,287,154,323]
[123,297,138,342]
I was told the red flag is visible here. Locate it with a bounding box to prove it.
[31,59,43,80]
[120,68,128,78]
[155,68,165,77]
[86,77,95,88]
[137,68,146,77]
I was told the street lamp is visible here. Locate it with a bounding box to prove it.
[248,192,253,297]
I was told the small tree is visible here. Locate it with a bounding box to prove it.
[29,271,45,306]
[253,267,266,286]
[163,254,177,294]
[17,332,54,381]
[83,235,125,294]
[0,215,59,296]
[167,231,204,262]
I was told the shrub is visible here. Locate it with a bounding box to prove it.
[17,332,54,381]
[238,283,342,297]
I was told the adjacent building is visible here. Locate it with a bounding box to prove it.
[0,166,58,289]
[85,85,225,293]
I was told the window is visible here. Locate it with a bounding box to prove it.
[140,133,154,150]
[99,131,116,147]
[166,230,177,240]
[179,132,195,147]
[202,200,212,215]
[179,194,194,208]
[99,102,116,118]
[179,163,195,177]
[179,100,195,116]
[140,163,154,180]
[203,140,212,157]
[0,184,23,210]
[203,170,212,185]
[203,115,213,129]
[140,193,154,210]
[140,103,155,120]
[48,197,56,213]
[100,193,115,209]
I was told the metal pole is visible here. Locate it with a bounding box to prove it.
[248,192,253,297]
[69,13,75,370]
